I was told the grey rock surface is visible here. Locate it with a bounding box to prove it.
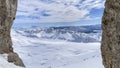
[8,53,25,67]
[0,0,17,53]
[0,0,25,67]
[101,0,120,68]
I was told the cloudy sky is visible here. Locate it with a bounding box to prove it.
[14,0,105,27]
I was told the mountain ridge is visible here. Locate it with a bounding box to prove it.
[12,24,101,43]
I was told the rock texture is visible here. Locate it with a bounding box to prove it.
[8,53,25,67]
[0,0,25,67]
[0,0,17,53]
[101,0,120,68]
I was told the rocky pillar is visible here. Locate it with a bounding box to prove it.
[0,0,25,67]
[101,0,120,68]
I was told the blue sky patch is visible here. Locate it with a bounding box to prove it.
[14,0,105,26]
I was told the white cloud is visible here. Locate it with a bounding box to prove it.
[15,0,105,23]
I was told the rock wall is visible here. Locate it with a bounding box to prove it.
[101,0,120,68]
[0,0,25,67]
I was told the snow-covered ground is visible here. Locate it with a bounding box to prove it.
[10,27,104,68]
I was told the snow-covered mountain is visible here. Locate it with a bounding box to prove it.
[9,24,104,68]
[12,24,101,43]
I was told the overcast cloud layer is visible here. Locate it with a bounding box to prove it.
[15,0,105,23]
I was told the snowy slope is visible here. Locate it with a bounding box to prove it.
[10,25,104,68]
[57,56,103,68]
